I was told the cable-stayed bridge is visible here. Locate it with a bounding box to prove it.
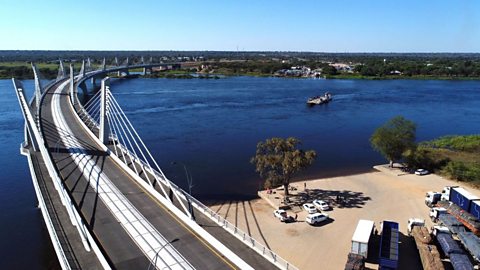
[12,59,297,270]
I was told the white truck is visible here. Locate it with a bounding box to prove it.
[350,219,375,258]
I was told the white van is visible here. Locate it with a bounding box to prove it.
[305,213,329,225]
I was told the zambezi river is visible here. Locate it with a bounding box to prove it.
[1,77,479,268]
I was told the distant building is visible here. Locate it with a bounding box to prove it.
[330,63,353,72]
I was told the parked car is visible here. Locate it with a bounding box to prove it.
[273,209,287,220]
[313,199,330,211]
[415,169,429,176]
[273,209,294,222]
[306,213,329,225]
[303,203,318,214]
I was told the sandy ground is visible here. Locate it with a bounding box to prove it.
[207,165,480,270]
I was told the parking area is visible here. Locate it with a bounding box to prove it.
[208,165,480,269]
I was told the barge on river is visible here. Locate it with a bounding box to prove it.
[307,92,332,106]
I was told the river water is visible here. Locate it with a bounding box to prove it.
[0,77,479,268]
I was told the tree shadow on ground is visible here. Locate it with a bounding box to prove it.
[287,188,371,209]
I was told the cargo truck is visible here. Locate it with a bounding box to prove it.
[378,221,399,270]
[432,226,473,270]
[429,207,466,235]
[407,218,444,270]
[425,186,480,235]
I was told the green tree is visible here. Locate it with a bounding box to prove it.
[370,116,417,167]
[250,137,316,196]
[322,65,338,75]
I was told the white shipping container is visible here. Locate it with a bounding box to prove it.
[351,219,375,258]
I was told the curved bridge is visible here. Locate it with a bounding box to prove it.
[13,60,297,270]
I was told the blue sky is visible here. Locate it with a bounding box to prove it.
[0,0,478,52]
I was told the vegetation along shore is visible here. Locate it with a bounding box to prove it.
[1,51,480,80]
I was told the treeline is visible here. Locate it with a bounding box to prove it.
[212,61,291,75]
[0,65,57,79]
[1,50,479,63]
[354,59,480,77]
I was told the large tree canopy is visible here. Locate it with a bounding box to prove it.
[370,116,417,167]
[250,137,316,196]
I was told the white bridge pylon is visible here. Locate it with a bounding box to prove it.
[79,79,193,219]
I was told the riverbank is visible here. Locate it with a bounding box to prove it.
[207,165,480,270]
[208,71,480,80]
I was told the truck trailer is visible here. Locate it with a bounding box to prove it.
[457,231,480,262]
[432,226,473,270]
[437,200,480,236]
[449,187,480,212]
[378,221,399,270]
[424,186,478,209]
[407,218,444,270]
[346,220,374,270]
[350,219,375,258]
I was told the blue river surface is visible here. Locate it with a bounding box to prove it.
[0,77,479,268]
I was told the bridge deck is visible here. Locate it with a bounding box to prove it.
[27,146,103,269]
[41,80,239,269]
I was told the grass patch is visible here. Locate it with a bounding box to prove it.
[422,135,480,152]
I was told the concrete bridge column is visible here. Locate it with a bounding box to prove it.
[80,60,86,77]
[99,77,110,144]
[69,64,75,105]
[102,58,106,71]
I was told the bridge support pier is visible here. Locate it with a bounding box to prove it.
[99,77,110,144]
[69,64,76,105]
[80,60,86,78]
[31,64,43,128]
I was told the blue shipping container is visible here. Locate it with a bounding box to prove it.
[379,221,399,269]
[469,200,480,221]
[450,187,478,212]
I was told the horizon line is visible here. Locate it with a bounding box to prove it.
[0,49,479,54]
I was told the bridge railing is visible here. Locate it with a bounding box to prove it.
[14,79,111,270]
[185,192,298,270]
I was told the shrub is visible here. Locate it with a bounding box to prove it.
[442,161,480,182]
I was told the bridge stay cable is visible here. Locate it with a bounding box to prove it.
[79,82,192,218]
[107,91,192,218]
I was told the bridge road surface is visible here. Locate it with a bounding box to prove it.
[39,79,241,270]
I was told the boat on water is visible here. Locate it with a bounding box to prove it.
[307,92,332,106]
